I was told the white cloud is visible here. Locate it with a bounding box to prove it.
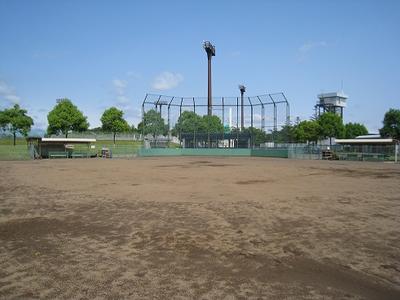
[299,41,327,53]
[112,79,127,95]
[152,71,183,91]
[298,41,328,62]
[116,96,131,109]
[123,106,142,126]
[0,80,20,106]
[111,78,130,107]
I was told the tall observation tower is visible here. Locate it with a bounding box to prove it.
[315,92,348,119]
[203,41,215,116]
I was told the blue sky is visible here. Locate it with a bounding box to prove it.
[0,0,399,132]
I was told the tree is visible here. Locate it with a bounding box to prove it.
[174,111,203,134]
[101,107,130,144]
[317,112,344,146]
[248,127,268,145]
[293,120,321,144]
[47,99,89,137]
[130,124,137,133]
[141,109,167,138]
[199,115,224,133]
[344,122,368,139]
[379,108,400,140]
[274,125,296,143]
[0,104,34,145]
[199,115,224,146]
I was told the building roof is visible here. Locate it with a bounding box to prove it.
[317,92,348,99]
[41,138,96,143]
[335,138,396,144]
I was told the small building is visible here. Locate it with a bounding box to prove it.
[27,137,96,158]
[335,137,399,162]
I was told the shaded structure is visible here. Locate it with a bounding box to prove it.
[27,137,96,158]
[142,93,290,148]
[335,137,399,162]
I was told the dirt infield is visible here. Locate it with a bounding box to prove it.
[1,157,399,299]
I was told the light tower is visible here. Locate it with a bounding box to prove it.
[239,85,246,130]
[203,41,215,116]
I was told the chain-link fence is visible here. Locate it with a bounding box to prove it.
[0,144,31,160]
[96,143,142,158]
[1,138,397,162]
[287,143,399,162]
[142,93,290,148]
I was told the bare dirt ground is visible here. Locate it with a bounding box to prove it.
[0,157,399,299]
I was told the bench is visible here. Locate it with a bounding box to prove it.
[48,151,68,159]
[71,152,88,158]
[338,152,385,162]
[362,153,385,161]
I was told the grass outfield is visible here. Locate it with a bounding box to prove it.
[0,138,27,146]
[0,145,31,160]
[0,138,144,160]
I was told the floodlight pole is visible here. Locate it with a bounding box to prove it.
[239,85,246,130]
[204,41,215,116]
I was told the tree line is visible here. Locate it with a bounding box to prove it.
[1,98,399,145]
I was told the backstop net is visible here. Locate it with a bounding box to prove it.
[142,93,290,148]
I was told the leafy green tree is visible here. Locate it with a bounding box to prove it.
[0,110,6,128]
[379,108,400,140]
[130,124,137,133]
[47,99,89,137]
[317,112,344,146]
[0,104,34,145]
[199,115,224,133]
[293,120,321,144]
[174,111,203,134]
[101,107,130,144]
[141,109,167,138]
[199,115,223,147]
[344,122,368,139]
[274,125,296,143]
[248,127,268,145]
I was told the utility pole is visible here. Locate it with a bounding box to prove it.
[239,85,246,130]
[203,41,215,116]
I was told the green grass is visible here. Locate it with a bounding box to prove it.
[0,138,31,160]
[0,137,27,146]
[0,144,31,160]
[96,141,143,157]
[0,138,143,160]
[167,142,181,148]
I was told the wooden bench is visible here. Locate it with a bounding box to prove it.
[48,151,68,159]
